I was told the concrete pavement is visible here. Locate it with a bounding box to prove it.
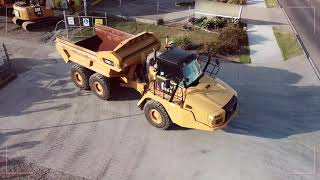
[1,35,320,180]
[1,1,319,179]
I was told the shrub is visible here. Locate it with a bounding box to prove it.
[172,35,193,49]
[211,25,247,54]
[188,16,197,24]
[228,0,247,5]
[157,18,164,25]
[190,16,242,30]
[216,0,247,4]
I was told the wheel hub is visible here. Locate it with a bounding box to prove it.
[149,109,162,124]
[94,82,104,96]
[74,72,84,85]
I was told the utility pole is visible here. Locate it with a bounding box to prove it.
[83,0,87,16]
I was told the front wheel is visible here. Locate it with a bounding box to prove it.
[144,100,172,130]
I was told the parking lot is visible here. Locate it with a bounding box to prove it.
[1,34,320,179]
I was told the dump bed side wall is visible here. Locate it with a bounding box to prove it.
[114,32,161,67]
[55,38,122,78]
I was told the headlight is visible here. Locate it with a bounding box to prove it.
[209,114,224,126]
[14,10,20,17]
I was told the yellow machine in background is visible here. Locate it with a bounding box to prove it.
[55,25,239,131]
[12,0,59,30]
[0,0,16,14]
[12,0,81,30]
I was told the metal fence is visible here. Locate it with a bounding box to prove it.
[62,10,107,39]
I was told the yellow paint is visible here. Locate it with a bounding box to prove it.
[94,18,104,25]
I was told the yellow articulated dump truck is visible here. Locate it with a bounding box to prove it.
[55,25,239,131]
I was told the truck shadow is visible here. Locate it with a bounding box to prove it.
[220,62,320,139]
[111,81,141,101]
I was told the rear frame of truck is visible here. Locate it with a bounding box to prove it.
[55,24,160,95]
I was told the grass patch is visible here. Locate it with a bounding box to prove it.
[240,46,251,63]
[273,27,303,60]
[265,0,278,8]
[108,16,217,51]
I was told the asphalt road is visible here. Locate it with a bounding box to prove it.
[1,37,320,180]
[278,0,320,75]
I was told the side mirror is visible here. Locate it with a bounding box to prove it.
[149,58,156,66]
[165,79,171,89]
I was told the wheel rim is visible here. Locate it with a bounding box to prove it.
[74,72,84,86]
[148,109,162,124]
[93,81,104,96]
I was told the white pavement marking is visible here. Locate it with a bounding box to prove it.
[247,24,283,63]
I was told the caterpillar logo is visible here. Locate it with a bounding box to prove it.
[103,58,114,66]
[34,6,43,17]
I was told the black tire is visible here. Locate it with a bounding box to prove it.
[89,73,111,100]
[144,100,172,130]
[70,64,92,90]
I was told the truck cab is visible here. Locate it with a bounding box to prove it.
[140,48,239,131]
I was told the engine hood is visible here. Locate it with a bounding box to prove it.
[185,75,237,112]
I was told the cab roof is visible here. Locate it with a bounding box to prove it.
[158,48,195,66]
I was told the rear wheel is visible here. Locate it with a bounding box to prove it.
[89,73,111,100]
[144,100,172,130]
[70,64,92,90]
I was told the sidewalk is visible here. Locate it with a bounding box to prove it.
[242,0,289,63]
[247,24,283,63]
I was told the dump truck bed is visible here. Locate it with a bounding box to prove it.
[75,26,133,52]
[56,25,160,77]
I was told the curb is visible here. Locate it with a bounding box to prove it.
[277,1,320,80]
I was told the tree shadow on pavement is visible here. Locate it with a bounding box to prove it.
[245,32,267,46]
[220,63,320,139]
[0,140,41,151]
[0,58,81,118]
[243,19,286,26]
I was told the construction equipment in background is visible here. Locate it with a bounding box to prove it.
[0,0,16,15]
[12,0,60,30]
[55,25,239,131]
[0,43,16,88]
[66,0,81,15]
